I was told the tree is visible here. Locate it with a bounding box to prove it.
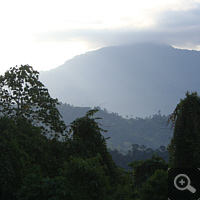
[114,167,135,200]
[68,109,118,184]
[139,169,168,200]
[57,154,111,200]
[129,153,168,189]
[0,65,67,136]
[0,116,31,200]
[0,115,71,200]
[167,91,200,168]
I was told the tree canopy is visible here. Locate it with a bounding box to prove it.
[0,65,67,136]
[168,91,200,168]
[0,64,183,200]
[68,109,119,185]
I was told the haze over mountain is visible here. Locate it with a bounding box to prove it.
[39,43,200,118]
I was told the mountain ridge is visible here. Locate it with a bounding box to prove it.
[39,43,200,117]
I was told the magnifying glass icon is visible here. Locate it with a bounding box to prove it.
[174,174,196,193]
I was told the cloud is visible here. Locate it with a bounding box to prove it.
[153,4,200,48]
[35,4,200,50]
[155,3,200,28]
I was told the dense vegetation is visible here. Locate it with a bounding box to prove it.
[0,65,198,199]
[0,112,169,200]
[168,91,200,168]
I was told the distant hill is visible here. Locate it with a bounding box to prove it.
[57,103,172,150]
[39,43,200,118]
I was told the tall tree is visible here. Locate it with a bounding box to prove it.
[168,91,200,168]
[0,65,67,136]
[68,109,118,184]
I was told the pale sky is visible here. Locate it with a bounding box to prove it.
[0,0,200,75]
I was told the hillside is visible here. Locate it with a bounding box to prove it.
[57,103,172,150]
[39,43,200,117]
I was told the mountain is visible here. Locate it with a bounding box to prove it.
[39,43,200,118]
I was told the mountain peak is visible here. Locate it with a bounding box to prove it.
[39,43,200,117]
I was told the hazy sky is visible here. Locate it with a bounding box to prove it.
[0,0,200,75]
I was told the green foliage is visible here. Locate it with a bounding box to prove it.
[168,91,200,168]
[69,108,106,143]
[0,110,120,200]
[58,154,111,200]
[0,65,67,136]
[0,96,170,200]
[114,167,135,200]
[17,155,112,200]
[0,116,31,199]
[129,153,168,188]
[68,109,118,184]
[16,165,44,200]
[0,116,69,200]
[139,169,168,200]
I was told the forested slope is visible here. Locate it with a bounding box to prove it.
[57,103,172,149]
